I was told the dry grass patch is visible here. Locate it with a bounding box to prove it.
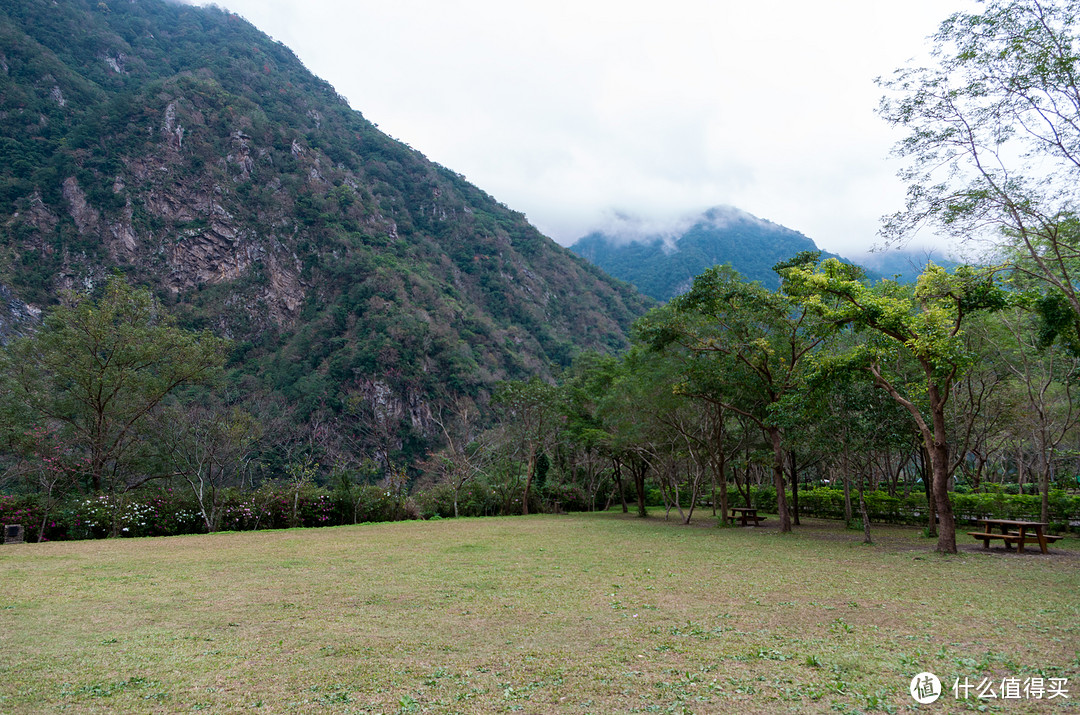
[0,512,1077,714]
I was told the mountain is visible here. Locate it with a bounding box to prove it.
[0,0,650,459]
[569,207,846,300]
[850,249,961,283]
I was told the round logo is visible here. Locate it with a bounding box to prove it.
[909,672,942,704]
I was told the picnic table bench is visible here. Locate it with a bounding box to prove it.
[728,507,767,527]
[967,519,1054,554]
[1009,530,1064,543]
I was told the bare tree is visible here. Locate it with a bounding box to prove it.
[426,396,496,517]
[999,310,1080,521]
[157,402,262,532]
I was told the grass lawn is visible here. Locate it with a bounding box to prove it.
[1,511,1077,714]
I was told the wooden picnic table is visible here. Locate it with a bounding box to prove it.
[728,507,766,527]
[967,519,1061,554]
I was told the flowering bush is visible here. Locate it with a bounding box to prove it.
[2,472,562,542]
[0,495,51,541]
[218,492,263,531]
[299,490,336,527]
[62,492,203,539]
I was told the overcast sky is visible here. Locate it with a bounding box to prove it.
[185,0,975,257]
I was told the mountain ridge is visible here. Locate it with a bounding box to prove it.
[569,206,845,300]
[569,206,959,300]
[0,0,651,461]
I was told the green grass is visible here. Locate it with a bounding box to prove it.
[1,512,1077,714]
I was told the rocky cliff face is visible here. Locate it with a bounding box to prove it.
[0,0,650,457]
[0,283,38,343]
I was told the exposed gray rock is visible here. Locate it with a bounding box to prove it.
[0,284,40,344]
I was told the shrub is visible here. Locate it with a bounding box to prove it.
[541,482,590,513]
[412,483,456,519]
[0,495,52,542]
[62,492,203,539]
[752,485,1080,530]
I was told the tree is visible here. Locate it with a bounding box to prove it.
[156,400,263,532]
[559,353,620,512]
[782,259,1008,552]
[996,307,1080,521]
[879,0,1080,349]
[588,351,655,518]
[618,349,712,524]
[426,396,495,518]
[638,264,827,533]
[800,354,919,541]
[1,276,229,494]
[18,424,88,541]
[492,377,561,515]
[946,314,1020,492]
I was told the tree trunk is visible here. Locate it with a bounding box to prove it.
[711,405,728,521]
[921,446,936,537]
[612,458,629,513]
[929,440,955,551]
[928,391,957,553]
[710,467,718,517]
[1016,444,1027,493]
[633,459,648,518]
[769,427,791,532]
[522,448,536,515]
[842,449,853,527]
[858,471,872,544]
[789,451,801,526]
[1041,466,1050,525]
[716,446,729,527]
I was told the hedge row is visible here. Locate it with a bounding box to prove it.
[6,482,1077,543]
[744,486,1080,531]
[0,477,594,542]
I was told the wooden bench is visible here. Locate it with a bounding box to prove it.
[728,515,767,526]
[968,532,1026,548]
[1009,531,1064,543]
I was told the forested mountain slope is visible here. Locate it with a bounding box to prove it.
[0,0,650,453]
[569,207,963,301]
[569,207,844,300]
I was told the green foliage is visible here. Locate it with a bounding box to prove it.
[1,275,229,493]
[879,0,1080,353]
[754,486,1080,529]
[1035,288,1080,356]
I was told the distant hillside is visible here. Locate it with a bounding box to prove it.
[569,207,846,300]
[569,208,964,300]
[0,0,650,461]
[850,249,961,283]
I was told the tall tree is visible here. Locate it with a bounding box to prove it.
[1,276,229,494]
[879,0,1080,350]
[155,400,263,532]
[997,308,1080,521]
[782,259,1008,552]
[493,377,562,515]
[426,396,494,518]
